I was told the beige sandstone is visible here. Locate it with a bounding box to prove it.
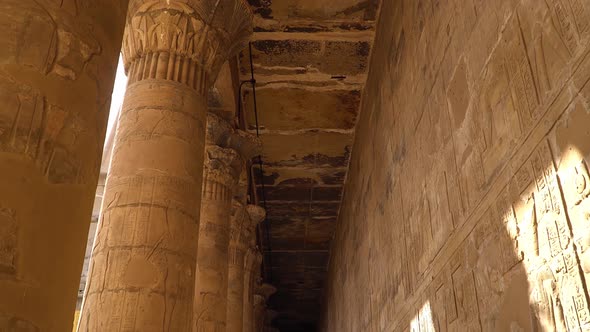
[9,0,590,331]
[79,1,252,330]
[322,0,590,331]
[193,112,260,331]
[226,204,265,332]
[0,1,128,331]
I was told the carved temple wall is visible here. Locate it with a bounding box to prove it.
[322,0,590,331]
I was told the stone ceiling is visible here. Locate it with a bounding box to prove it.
[239,1,379,330]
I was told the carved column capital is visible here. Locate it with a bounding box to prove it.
[203,145,241,199]
[122,0,253,92]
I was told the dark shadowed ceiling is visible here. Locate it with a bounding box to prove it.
[240,1,380,330]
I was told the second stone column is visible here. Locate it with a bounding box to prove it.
[79,1,252,331]
[226,204,265,332]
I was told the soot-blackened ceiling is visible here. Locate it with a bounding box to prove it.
[240,0,379,331]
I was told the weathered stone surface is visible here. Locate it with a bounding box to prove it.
[0,1,127,330]
[322,0,590,331]
[79,1,253,330]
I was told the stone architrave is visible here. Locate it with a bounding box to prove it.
[0,1,128,330]
[226,204,265,332]
[79,1,252,331]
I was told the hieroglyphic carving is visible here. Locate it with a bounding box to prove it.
[504,17,539,132]
[526,141,590,331]
[548,0,580,56]
[122,0,253,91]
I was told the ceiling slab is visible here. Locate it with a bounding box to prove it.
[241,0,379,330]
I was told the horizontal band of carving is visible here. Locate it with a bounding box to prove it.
[106,174,200,189]
[90,244,197,258]
[122,0,253,91]
[85,287,189,299]
[102,202,200,222]
[120,104,201,123]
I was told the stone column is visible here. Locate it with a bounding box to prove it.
[193,114,261,331]
[193,146,240,332]
[226,204,265,332]
[0,1,127,331]
[79,1,252,331]
[253,284,277,332]
[242,238,263,332]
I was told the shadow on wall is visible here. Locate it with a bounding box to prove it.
[320,0,590,331]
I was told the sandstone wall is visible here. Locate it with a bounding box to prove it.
[322,0,590,331]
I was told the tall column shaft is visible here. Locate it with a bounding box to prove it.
[80,1,252,331]
[80,80,206,331]
[0,1,127,330]
[230,205,264,332]
[226,203,247,332]
[193,146,239,331]
[242,249,261,332]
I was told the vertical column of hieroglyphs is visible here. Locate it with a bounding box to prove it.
[0,1,127,330]
[226,204,265,332]
[79,1,252,331]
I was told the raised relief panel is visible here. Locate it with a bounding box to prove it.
[0,208,17,275]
